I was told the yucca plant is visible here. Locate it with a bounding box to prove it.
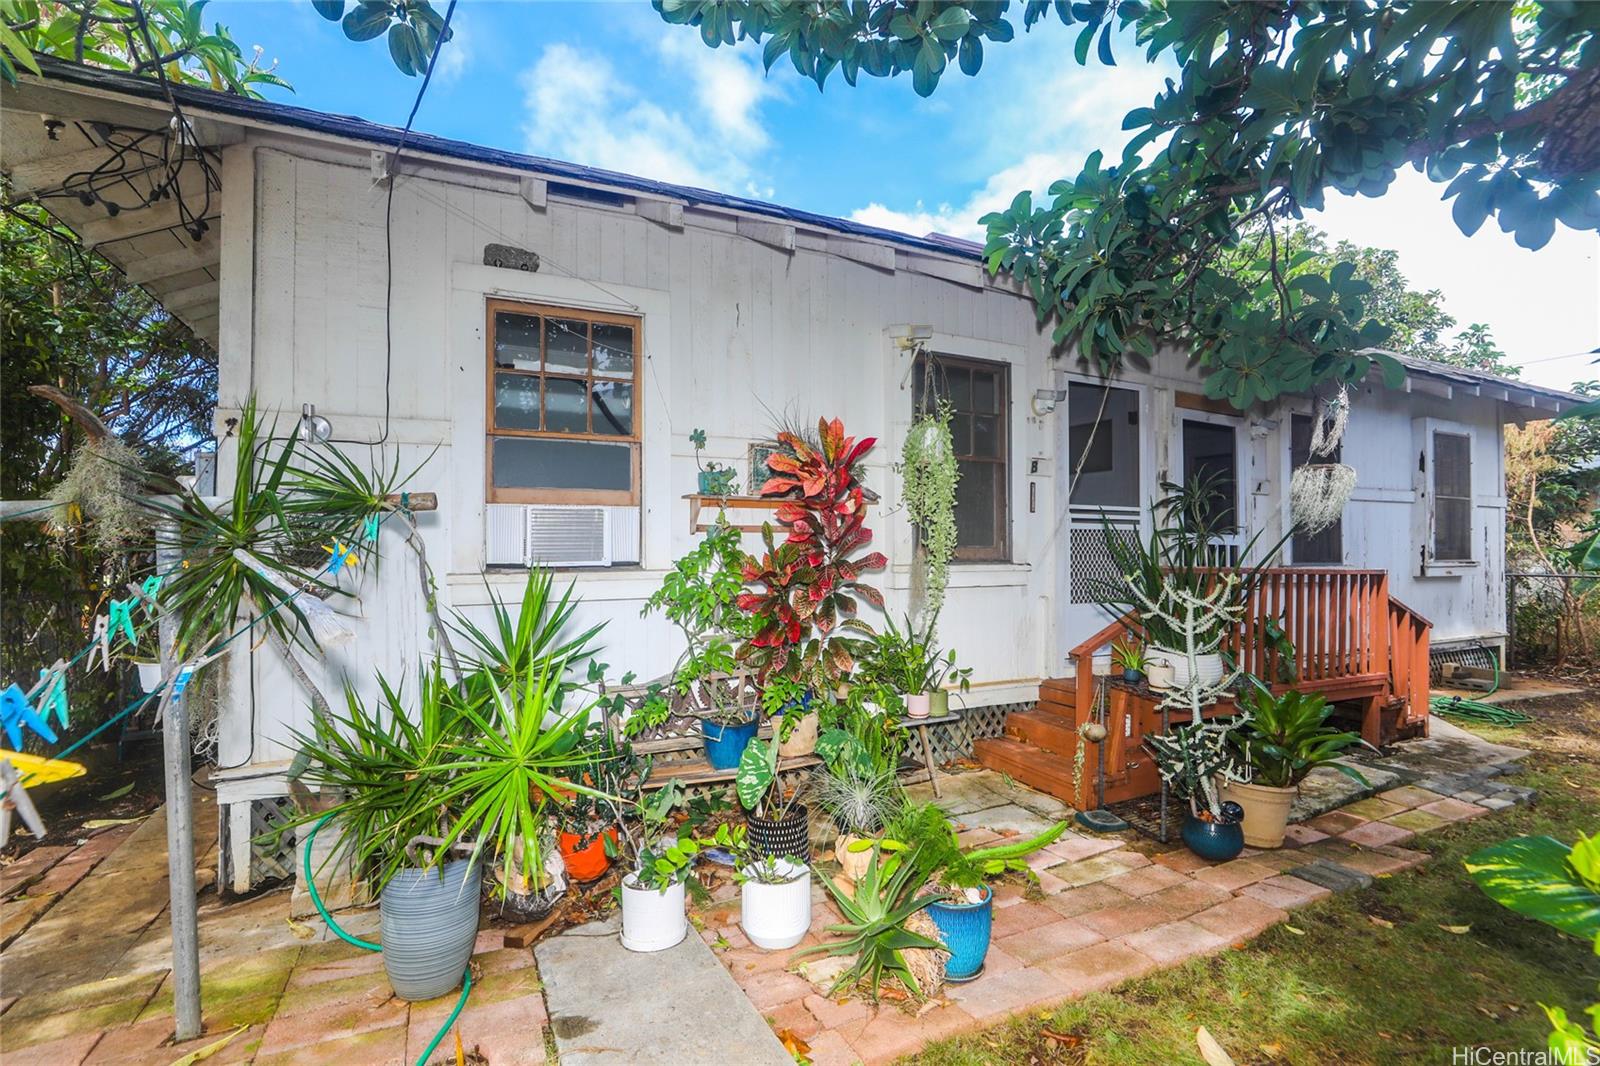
[451,567,603,696]
[800,839,946,1001]
[276,662,467,892]
[426,659,615,893]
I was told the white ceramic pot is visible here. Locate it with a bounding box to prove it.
[1145,658,1176,691]
[619,875,686,953]
[133,659,162,694]
[739,862,811,950]
[904,692,931,719]
[1150,647,1223,689]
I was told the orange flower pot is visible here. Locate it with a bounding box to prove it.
[559,828,616,883]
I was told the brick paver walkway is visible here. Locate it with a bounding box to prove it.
[696,768,1533,1065]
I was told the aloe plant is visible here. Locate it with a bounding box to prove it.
[799,840,946,1001]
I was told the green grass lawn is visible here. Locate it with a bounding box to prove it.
[912,701,1600,1065]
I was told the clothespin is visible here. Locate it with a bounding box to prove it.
[170,664,196,700]
[361,513,381,543]
[0,759,46,848]
[0,684,58,749]
[107,597,139,647]
[92,615,113,672]
[138,574,163,616]
[31,665,69,731]
[322,540,359,577]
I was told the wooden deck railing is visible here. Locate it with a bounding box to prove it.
[1068,567,1430,742]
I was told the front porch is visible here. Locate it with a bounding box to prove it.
[979,567,1434,809]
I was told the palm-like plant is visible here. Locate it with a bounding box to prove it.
[800,839,946,1001]
[278,663,466,892]
[451,567,603,695]
[1231,687,1371,790]
[427,659,614,892]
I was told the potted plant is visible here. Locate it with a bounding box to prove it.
[1110,639,1146,684]
[691,428,738,496]
[812,762,906,885]
[555,729,633,883]
[735,734,810,860]
[639,516,761,769]
[926,645,972,717]
[761,676,816,757]
[1223,686,1371,848]
[703,822,812,949]
[899,395,959,623]
[614,779,705,953]
[1144,718,1246,863]
[883,802,1068,982]
[861,614,942,718]
[798,837,950,1002]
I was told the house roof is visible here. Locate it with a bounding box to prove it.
[1385,351,1587,414]
[20,56,985,265]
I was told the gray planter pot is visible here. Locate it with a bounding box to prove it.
[379,859,481,1001]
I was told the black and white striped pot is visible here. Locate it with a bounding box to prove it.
[746,805,810,863]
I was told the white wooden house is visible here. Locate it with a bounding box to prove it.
[3,61,1583,890]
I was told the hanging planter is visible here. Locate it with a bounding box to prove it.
[132,658,163,694]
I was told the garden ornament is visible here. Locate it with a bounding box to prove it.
[323,539,359,577]
[0,684,58,749]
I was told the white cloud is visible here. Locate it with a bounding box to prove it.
[519,37,779,194]
[1309,171,1600,391]
[431,14,471,84]
[847,32,1174,240]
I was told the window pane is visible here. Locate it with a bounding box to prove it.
[972,414,1002,458]
[947,366,972,413]
[1434,432,1471,498]
[493,312,541,370]
[1290,414,1342,563]
[592,323,635,379]
[973,370,999,414]
[493,373,540,431]
[951,411,973,454]
[1069,385,1139,508]
[492,437,632,492]
[1436,498,1471,561]
[955,460,996,548]
[590,381,633,436]
[546,318,589,373]
[544,377,588,433]
[1181,420,1238,531]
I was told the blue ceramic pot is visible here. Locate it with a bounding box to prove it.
[1121,667,1144,684]
[703,715,758,770]
[1180,812,1245,863]
[926,886,992,982]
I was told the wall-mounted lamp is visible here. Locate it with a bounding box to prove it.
[1032,388,1068,416]
[892,325,933,352]
[298,403,332,444]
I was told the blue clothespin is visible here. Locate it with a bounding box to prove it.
[106,597,139,646]
[171,665,196,700]
[322,540,359,577]
[0,684,58,749]
[361,513,381,543]
[33,666,68,731]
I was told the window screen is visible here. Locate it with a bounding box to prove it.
[1290,414,1343,565]
[1068,384,1140,509]
[487,300,641,505]
[913,353,1010,560]
[1433,431,1472,562]
[1181,419,1239,532]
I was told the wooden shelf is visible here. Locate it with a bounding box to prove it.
[642,753,821,790]
[684,493,789,534]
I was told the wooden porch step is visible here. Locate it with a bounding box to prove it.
[973,736,1083,806]
[1005,709,1084,758]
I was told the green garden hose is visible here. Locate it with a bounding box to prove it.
[304,815,472,1066]
[1430,650,1531,725]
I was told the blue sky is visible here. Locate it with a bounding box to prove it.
[213,1,1597,389]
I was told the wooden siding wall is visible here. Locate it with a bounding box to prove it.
[213,136,1510,779]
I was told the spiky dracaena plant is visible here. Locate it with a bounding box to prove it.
[736,417,886,687]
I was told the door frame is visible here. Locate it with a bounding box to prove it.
[1173,407,1248,562]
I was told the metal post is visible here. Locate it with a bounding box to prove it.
[1506,574,1516,671]
[157,517,202,1041]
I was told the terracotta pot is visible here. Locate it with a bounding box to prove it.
[1221,780,1295,849]
[777,710,818,757]
[834,833,876,884]
[558,828,616,882]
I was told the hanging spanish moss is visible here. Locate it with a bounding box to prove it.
[47,438,148,552]
[1291,462,1358,535]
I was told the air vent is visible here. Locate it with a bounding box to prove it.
[485,505,639,567]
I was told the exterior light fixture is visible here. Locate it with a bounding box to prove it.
[298,403,332,444]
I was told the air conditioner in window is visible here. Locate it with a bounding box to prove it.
[485,504,640,568]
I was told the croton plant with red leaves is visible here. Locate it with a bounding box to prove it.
[735,418,886,686]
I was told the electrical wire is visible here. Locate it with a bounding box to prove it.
[333,0,459,447]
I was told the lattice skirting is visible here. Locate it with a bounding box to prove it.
[241,795,297,887]
[1429,641,1501,685]
[923,700,1027,766]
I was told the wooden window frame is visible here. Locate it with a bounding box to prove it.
[485,298,642,506]
[913,352,1011,562]
[1430,428,1473,564]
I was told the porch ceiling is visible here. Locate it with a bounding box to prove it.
[1,77,232,347]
